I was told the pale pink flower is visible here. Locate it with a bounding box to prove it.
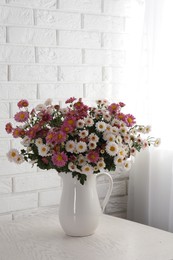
[14,111,29,122]
[52,152,68,167]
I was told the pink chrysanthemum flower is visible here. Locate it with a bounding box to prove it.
[54,131,66,144]
[46,131,55,144]
[65,97,76,104]
[12,127,24,138]
[17,99,29,108]
[108,103,120,114]
[5,122,13,134]
[87,151,99,163]
[52,152,68,167]
[14,111,29,123]
[124,114,136,127]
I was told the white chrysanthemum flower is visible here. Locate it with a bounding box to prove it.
[14,154,24,164]
[111,126,119,135]
[105,133,115,143]
[111,119,120,126]
[118,147,127,158]
[88,133,99,143]
[84,117,94,127]
[97,160,106,170]
[76,141,87,153]
[123,160,131,171]
[7,149,19,162]
[116,135,122,144]
[81,164,94,175]
[130,128,137,135]
[124,134,131,144]
[120,126,127,136]
[106,142,119,156]
[60,108,68,115]
[103,113,111,122]
[154,138,161,147]
[138,126,145,133]
[114,156,123,165]
[38,144,49,156]
[76,119,85,128]
[142,140,148,149]
[145,125,151,133]
[79,130,89,139]
[106,124,112,132]
[88,141,97,150]
[35,138,43,147]
[78,154,86,166]
[96,121,107,132]
[44,98,52,106]
[130,147,136,156]
[35,104,46,111]
[103,130,111,141]
[65,140,75,153]
[21,136,31,147]
[68,162,77,172]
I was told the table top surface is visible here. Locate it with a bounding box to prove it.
[0,212,173,260]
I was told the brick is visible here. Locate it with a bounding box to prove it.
[59,31,101,48]
[0,26,6,43]
[7,83,37,100]
[59,0,101,13]
[102,33,126,50]
[37,47,82,65]
[104,0,133,16]
[0,157,37,175]
[84,14,124,32]
[85,49,125,66]
[0,213,12,222]
[105,196,128,214]
[0,84,8,99]
[0,178,12,193]
[59,66,102,82]
[0,6,33,25]
[0,140,10,156]
[8,0,57,9]
[10,65,58,82]
[0,102,10,118]
[0,45,35,63]
[103,67,125,83]
[7,27,56,45]
[0,64,7,81]
[38,83,83,99]
[39,188,62,207]
[13,172,61,192]
[0,193,38,214]
[36,10,81,30]
[84,83,113,99]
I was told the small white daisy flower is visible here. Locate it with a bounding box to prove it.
[14,154,24,164]
[76,119,85,128]
[65,140,75,153]
[35,104,46,111]
[106,124,112,132]
[21,136,31,147]
[105,133,116,143]
[88,141,97,150]
[114,156,123,165]
[7,149,19,162]
[118,147,127,158]
[81,164,94,175]
[78,154,86,166]
[35,138,43,147]
[96,121,107,132]
[84,117,94,127]
[79,130,89,139]
[145,125,151,133]
[111,126,119,135]
[97,160,106,170]
[88,133,99,143]
[120,126,127,136]
[124,134,131,144]
[68,162,77,172]
[38,144,49,156]
[44,98,52,106]
[154,138,161,147]
[123,160,131,171]
[76,141,87,153]
[116,135,122,144]
[130,147,136,156]
[103,113,111,122]
[106,142,119,156]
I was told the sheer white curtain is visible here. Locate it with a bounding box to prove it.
[126,0,173,232]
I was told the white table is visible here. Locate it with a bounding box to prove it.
[0,212,173,260]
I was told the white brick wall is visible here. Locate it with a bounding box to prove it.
[0,0,134,220]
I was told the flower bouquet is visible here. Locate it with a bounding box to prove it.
[5,97,160,185]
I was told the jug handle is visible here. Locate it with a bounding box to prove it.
[96,172,113,213]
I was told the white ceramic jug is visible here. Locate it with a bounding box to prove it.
[59,172,113,237]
